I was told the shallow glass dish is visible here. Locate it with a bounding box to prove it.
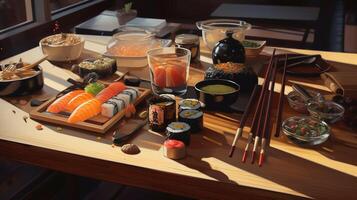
[196,19,251,50]
[307,100,345,123]
[287,90,317,113]
[282,116,330,145]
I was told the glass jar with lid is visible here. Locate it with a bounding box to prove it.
[175,34,200,62]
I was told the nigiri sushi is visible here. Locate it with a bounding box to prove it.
[68,99,102,123]
[96,82,126,103]
[47,90,84,113]
[65,92,94,112]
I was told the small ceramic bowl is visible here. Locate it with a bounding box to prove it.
[194,79,240,110]
[242,40,266,57]
[39,33,84,61]
[307,101,345,123]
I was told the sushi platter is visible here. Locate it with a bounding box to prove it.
[30,83,151,134]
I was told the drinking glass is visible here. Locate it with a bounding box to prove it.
[147,47,191,96]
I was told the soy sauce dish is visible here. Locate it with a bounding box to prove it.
[195,79,240,110]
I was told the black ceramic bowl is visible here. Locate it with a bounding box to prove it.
[0,65,44,96]
[195,79,240,110]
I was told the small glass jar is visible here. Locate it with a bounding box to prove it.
[175,34,200,62]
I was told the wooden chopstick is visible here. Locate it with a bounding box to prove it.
[258,60,278,167]
[241,49,276,163]
[274,54,288,137]
[250,55,276,164]
[229,85,259,157]
[20,55,48,71]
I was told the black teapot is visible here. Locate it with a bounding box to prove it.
[212,31,245,64]
[205,31,258,93]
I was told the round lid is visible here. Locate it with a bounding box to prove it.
[179,109,203,119]
[175,34,199,44]
[179,98,201,110]
[166,122,191,133]
[112,30,155,42]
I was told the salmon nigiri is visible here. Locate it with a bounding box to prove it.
[65,92,94,112]
[96,82,126,103]
[47,90,84,113]
[68,99,101,123]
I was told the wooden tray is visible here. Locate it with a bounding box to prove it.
[30,86,151,134]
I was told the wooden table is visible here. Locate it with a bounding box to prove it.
[0,35,356,200]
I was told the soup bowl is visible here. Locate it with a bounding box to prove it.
[194,79,240,110]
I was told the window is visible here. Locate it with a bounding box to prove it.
[0,0,33,32]
[50,0,90,14]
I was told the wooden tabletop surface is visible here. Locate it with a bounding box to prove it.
[0,35,356,200]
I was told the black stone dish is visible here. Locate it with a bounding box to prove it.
[194,79,240,110]
[0,65,44,96]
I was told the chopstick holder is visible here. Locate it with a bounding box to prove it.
[321,72,357,99]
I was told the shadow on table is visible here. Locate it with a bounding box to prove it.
[174,125,357,199]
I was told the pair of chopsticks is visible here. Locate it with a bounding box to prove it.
[229,49,288,167]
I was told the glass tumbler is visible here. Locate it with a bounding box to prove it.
[147,47,191,96]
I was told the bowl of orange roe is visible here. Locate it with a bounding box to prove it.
[104,29,171,80]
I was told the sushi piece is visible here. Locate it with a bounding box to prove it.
[78,57,116,78]
[122,88,139,102]
[100,87,138,118]
[96,82,126,103]
[153,66,166,88]
[84,82,105,96]
[101,98,125,118]
[47,90,84,113]
[65,92,94,112]
[178,99,201,112]
[178,109,203,133]
[116,93,131,107]
[163,139,186,160]
[68,98,101,123]
[166,122,191,145]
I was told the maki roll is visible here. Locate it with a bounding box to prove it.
[166,122,191,145]
[163,139,186,160]
[178,98,201,112]
[116,93,131,107]
[122,88,139,103]
[78,57,117,78]
[178,109,203,133]
[101,98,125,118]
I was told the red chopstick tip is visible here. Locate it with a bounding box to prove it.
[229,146,236,157]
[242,150,247,162]
[258,152,264,167]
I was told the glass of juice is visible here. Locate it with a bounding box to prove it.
[147,47,191,96]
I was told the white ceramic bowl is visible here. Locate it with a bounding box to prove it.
[39,33,84,62]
